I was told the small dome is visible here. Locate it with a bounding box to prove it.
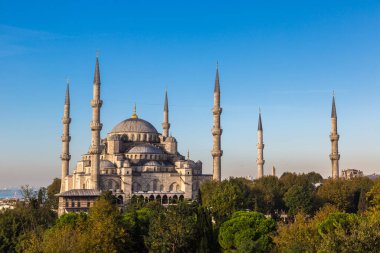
[100,160,116,169]
[128,144,163,154]
[111,118,158,134]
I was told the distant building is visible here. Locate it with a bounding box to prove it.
[341,169,363,179]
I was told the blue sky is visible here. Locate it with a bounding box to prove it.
[0,0,379,187]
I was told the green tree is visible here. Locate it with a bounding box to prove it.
[218,211,276,253]
[147,202,199,252]
[274,204,339,253]
[317,177,373,213]
[283,184,314,215]
[318,212,359,252]
[253,176,284,214]
[46,178,61,209]
[200,178,254,224]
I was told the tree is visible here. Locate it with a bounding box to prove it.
[316,178,373,213]
[367,178,380,210]
[274,204,339,252]
[200,178,254,224]
[253,176,285,214]
[283,184,314,215]
[46,178,61,209]
[218,211,276,253]
[147,202,199,253]
[317,212,359,252]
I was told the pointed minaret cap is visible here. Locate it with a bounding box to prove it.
[331,91,337,118]
[93,52,101,84]
[214,62,220,93]
[65,79,70,105]
[164,90,168,112]
[258,108,263,131]
[131,103,138,119]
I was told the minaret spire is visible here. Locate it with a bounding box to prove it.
[211,62,223,181]
[89,54,103,190]
[257,109,265,179]
[330,92,340,179]
[162,90,170,137]
[60,80,71,192]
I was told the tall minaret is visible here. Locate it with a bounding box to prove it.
[89,55,103,190]
[257,110,265,179]
[330,93,340,179]
[211,63,223,181]
[60,81,71,193]
[162,90,170,137]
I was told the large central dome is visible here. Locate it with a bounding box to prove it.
[111,118,158,134]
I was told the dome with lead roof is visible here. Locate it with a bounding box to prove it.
[111,118,158,134]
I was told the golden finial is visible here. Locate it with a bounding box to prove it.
[131,102,138,119]
[96,49,99,58]
[187,149,190,160]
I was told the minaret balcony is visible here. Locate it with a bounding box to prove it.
[162,122,170,129]
[212,107,222,114]
[61,135,71,142]
[256,159,265,165]
[329,154,340,160]
[211,150,223,157]
[90,121,103,130]
[256,143,264,149]
[330,134,340,141]
[212,128,223,135]
[91,99,103,108]
[60,153,71,161]
[61,117,71,124]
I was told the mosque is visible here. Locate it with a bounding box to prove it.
[57,56,222,216]
[57,55,340,216]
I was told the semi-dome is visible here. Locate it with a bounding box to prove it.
[144,161,162,166]
[111,118,158,134]
[128,144,163,154]
[100,160,116,169]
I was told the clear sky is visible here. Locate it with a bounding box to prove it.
[0,0,379,187]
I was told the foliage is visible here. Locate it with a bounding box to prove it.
[147,202,199,252]
[283,184,314,215]
[274,204,339,253]
[46,178,61,209]
[316,177,373,213]
[200,178,254,224]
[218,211,276,253]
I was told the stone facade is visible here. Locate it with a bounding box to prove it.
[58,57,213,216]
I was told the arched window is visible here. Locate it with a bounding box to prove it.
[146,184,151,192]
[108,181,113,189]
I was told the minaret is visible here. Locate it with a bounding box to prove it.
[162,90,170,137]
[271,166,276,177]
[89,55,103,190]
[330,93,340,179]
[60,81,71,193]
[257,110,265,179]
[211,63,223,181]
